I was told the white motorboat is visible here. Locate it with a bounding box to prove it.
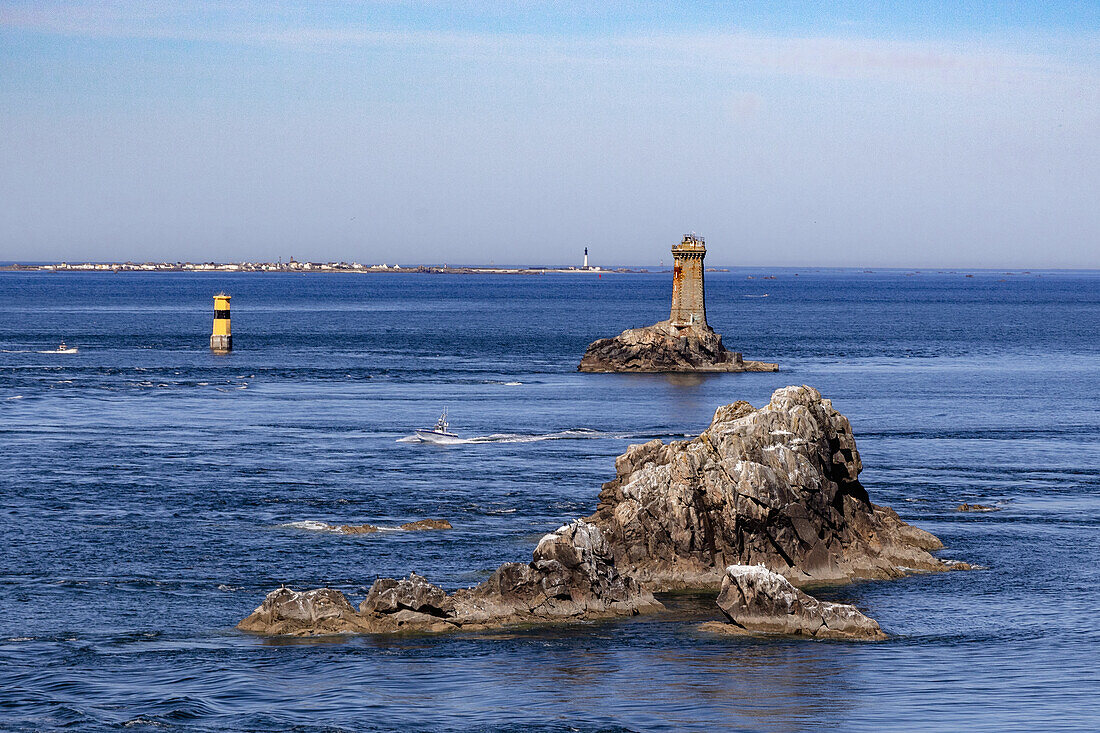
[41,341,78,354]
[415,410,459,443]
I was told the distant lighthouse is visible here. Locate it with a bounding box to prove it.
[583,247,589,269]
[210,293,232,352]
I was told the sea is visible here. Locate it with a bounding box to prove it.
[1,269,1098,732]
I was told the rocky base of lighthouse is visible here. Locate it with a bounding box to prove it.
[210,334,232,352]
[578,321,777,373]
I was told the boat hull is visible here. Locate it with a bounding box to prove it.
[414,430,461,444]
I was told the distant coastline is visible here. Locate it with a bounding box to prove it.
[0,261,667,275]
[3,262,1088,275]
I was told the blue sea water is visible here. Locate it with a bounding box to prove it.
[1,269,1098,732]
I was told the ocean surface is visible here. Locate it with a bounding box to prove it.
[1,269,1098,732]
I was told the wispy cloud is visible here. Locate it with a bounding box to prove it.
[3,0,1096,90]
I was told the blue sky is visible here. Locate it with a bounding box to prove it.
[1,1,1098,267]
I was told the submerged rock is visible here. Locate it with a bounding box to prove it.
[238,520,661,636]
[400,519,453,530]
[956,504,998,512]
[578,321,778,373]
[700,565,886,640]
[586,385,966,590]
[286,519,452,535]
[336,523,380,534]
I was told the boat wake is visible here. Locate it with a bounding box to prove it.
[397,429,678,445]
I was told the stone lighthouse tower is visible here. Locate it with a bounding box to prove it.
[578,231,778,372]
[669,233,707,328]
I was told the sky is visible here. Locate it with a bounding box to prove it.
[1,1,1098,268]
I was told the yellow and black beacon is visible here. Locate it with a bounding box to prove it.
[210,293,232,353]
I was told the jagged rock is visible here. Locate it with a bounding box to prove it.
[400,519,453,530]
[236,588,373,635]
[956,504,998,512]
[578,321,778,373]
[700,565,886,640]
[586,385,967,590]
[238,520,662,636]
[359,572,455,617]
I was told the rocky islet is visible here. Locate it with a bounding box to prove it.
[239,519,660,635]
[578,320,778,373]
[585,385,965,590]
[240,386,966,638]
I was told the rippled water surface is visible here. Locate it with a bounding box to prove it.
[1,270,1098,731]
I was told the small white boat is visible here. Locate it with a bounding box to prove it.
[41,341,78,354]
[415,410,459,443]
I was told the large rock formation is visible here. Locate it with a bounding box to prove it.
[240,385,966,637]
[238,520,662,636]
[586,385,966,590]
[578,321,778,373]
[700,565,886,640]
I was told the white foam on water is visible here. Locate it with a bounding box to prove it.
[281,519,421,534]
[398,428,677,445]
[6,395,23,400]
[281,520,336,532]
